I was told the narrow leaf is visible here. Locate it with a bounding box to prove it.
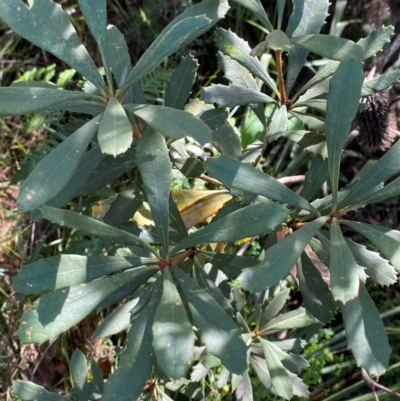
[153,269,195,379]
[39,205,156,255]
[121,0,229,91]
[231,0,273,32]
[285,0,329,94]
[290,35,365,61]
[265,105,288,142]
[17,115,102,212]
[205,155,320,215]
[172,266,247,375]
[298,252,335,323]
[171,202,288,255]
[165,55,199,109]
[261,307,318,332]
[300,157,329,201]
[211,123,242,159]
[0,0,106,91]
[11,380,69,401]
[342,283,391,376]
[200,84,275,107]
[137,129,171,252]
[126,104,212,145]
[261,339,293,399]
[18,267,157,344]
[102,279,162,401]
[361,70,400,97]
[343,220,400,272]
[330,218,359,303]
[215,28,279,96]
[265,30,291,53]
[259,289,290,329]
[169,192,188,240]
[98,97,133,156]
[70,349,88,401]
[326,58,364,208]
[0,86,103,117]
[358,25,395,59]
[345,238,397,286]
[238,216,329,293]
[13,254,155,295]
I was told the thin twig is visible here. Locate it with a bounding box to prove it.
[199,174,223,186]
[277,175,305,185]
[276,50,287,105]
[361,368,400,399]
[30,336,59,381]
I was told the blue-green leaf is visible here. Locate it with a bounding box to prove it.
[342,283,391,376]
[0,0,106,92]
[70,349,88,401]
[239,216,329,293]
[231,0,272,32]
[205,155,320,215]
[171,202,288,255]
[18,267,157,344]
[17,115,102,212]
[329,218,359,303]
[361,70,400,97]
[326,58,364,208]
[11,380,69,401]
[300,157,329,201]
[137,129,171,252]
[265,105,288,142]
[165,55,199,109]
[173,266,247,375]
[126,104,212,145]
[211,123,242,159]
[153,269,195,379]
[13,254,155,295]
[98,97,133,156]
[358,25,395,59]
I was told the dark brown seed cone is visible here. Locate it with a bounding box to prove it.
[355,91,399,156]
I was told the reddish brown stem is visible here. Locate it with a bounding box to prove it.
[276,50,287,105]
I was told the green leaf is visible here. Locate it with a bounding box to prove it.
[238,216,329,293]
[285,0,329,94]
[90,360,104,392]
[103,186,143,227]
[0,86,103,117]
[0,0,106,92]
[260,339,293,400]
[259,289,290,329]
[70,349,88,401]
[78,0,111,85]
[13,254,155,295]
[39,205,157,255]
[200,107,229,129]
[126,104,212,145]
[200,84,275,107]
[77,149,136,196]
[168,192,188,240]
[235,371,253,401]
[153,269,195,379]
[47,146,105,208]
[300,157,329,201]
[165,55,199,109]
[94,298,139,338]
[121,0,229,92]
[293,99,327,114]
[343,220,400,272]
[290,35,365,61]
[98,97,133,156]
[217,52,266,125]
[265,105,288,142]
[106,25,131,88]
[205,155,320,215]
[102,278,162,401]
[171,202,288,255]
[203,251,258,279]
[266,30,291,53]
[329,218,359,303]
[18,267,157,344]
[172,266,247,375]
[361,70,400,97]
[326,58,364,208]
[339,140,400,209]
[211,123,242,159]
[17,115,102,212]
[293,60,339,101]
[11,380,69,401]
[231,0,272,31]
[342,283,391,376]
[345,238,397,287]
[358,25,395,59]
[260,307,318,332]
[214,28,279,96]
[137,129,171,252]
[298,252,335,323]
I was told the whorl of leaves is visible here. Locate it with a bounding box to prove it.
[355,92,399,156]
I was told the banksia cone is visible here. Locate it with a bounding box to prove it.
[355,92,399,156]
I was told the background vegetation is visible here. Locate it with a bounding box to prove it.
[1,0,400,400]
